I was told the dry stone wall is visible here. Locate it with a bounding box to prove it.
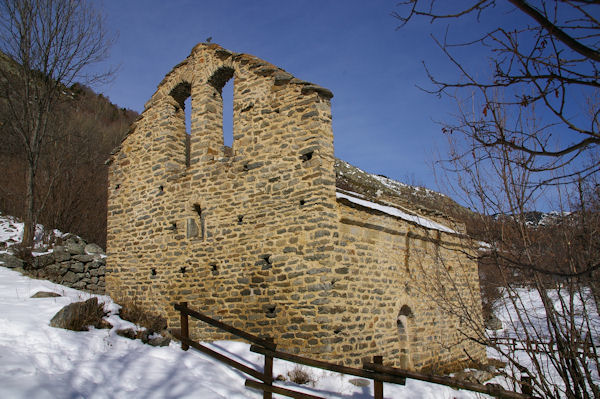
[0,236,106,294]
[106,43,484,370]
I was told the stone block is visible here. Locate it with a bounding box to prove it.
[0,253,24,269]
[61,271,78,284]
[69,262,85,273]
[73,254,94,263]
[66,241,85,255]
[53,247,71,262]
[32,253,54,269]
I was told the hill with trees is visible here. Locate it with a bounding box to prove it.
[0,50,137,248]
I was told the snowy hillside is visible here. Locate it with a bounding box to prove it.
[334,159,473,229]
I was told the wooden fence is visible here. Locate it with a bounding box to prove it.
[489,337,597,359]
[173,302,535,399]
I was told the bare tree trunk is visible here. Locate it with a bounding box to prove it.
[22,159,35,247]
[590,274,600,317]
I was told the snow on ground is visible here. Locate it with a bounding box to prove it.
[0,212,67,253]
[492,287,600,342]
[0,266,487,398]
[0,213,24,247]
[336,191,457,234]
[488,287,600,395]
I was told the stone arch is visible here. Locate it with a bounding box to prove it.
[207,66,234,93]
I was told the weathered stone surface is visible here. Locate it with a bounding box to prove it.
[0,253,24,268]
[6,239,108,294]
[84,243,104,255]
[148,335,171,347]
[49,297,111,331]
[73,254,94,263]
[65,241,85,255]
[453,369,494,384]
[31,291,61,298]
[46,263,63,275]
[69,262,85,273]
[32,253,54,269]
[72,280,87,289]
[116,328,137,340]
[53,246,71,262]
[88,260,104,269]
[485,314,503,330]
[62,271,79,284]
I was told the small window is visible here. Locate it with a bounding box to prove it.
[397,305,413,336]
[300,151,313,162]
[222,78,233,148]
[185,96,191,166]
[397,315,408,335]
[397,307,413,369]
[193,203,205,240]
[186,218,198,238]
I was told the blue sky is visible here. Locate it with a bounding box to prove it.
[96,1,507,192]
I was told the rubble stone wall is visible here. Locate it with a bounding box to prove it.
[0,236,106,294]
[333,200,485,370]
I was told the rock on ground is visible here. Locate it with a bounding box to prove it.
[49,297,111,331]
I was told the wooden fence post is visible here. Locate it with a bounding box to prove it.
[516,364,532,396]
[180,301,189,351]
[373,355,383,399]
[520,371,532,396]
[263,337,275,399]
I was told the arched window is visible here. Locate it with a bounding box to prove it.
[397,305,413,336]
[208,67,234,153]
[222,78,233,148]
[397,305,414,369]
[169,82,192,167]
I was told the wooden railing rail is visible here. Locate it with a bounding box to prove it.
[250,345,407,387]
[174,302,276,349]
[174,302,276,399]
[364,362,536,399]
[489,337,597,359]
[176,335,266,382]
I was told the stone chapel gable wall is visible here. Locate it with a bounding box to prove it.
[106,43,343,359]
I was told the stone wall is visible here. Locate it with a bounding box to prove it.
[0,235,106,294]
[106,43,485,370]
[332,198,484,371]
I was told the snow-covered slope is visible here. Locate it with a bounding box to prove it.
[336,191,457,233]
[0,266,488,399]
[335,159,473,228]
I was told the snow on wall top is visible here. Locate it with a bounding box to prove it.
[336,191,457,234]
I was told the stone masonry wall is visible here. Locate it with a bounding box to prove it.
[332,199,485,370]
[107,43,341,360]
[106,43,484,370]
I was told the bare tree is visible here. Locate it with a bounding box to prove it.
[0,0,114,247]
[394,0,599,188]
[394,1,600,397]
